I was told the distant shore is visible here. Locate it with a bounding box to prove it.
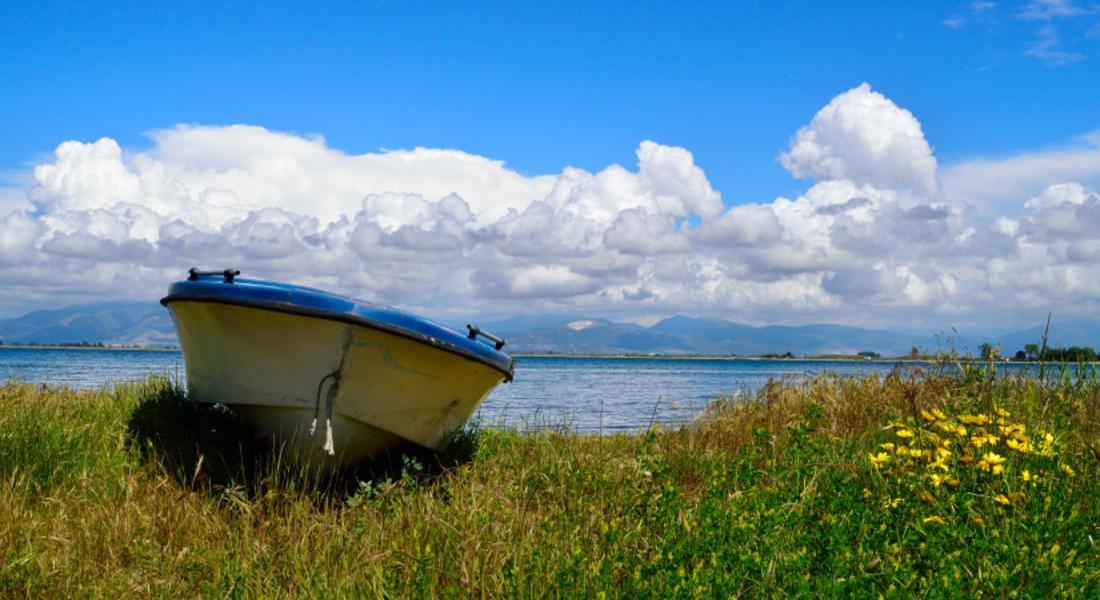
[0,344,180,352]
[1,345,1091,364]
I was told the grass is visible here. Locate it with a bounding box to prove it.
[0,363,1098,597]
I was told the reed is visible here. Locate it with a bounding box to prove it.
[1,364,1097,597]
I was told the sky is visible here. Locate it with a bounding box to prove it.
[1,0,1099,331]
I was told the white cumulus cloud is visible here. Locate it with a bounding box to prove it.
[779,83,938,196]
[2,84,1100,329]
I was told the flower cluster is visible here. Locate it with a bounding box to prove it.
[865,404,1073,523]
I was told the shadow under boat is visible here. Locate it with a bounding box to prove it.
[125,382,483,502]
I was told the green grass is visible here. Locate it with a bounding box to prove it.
[1,364,1098,597]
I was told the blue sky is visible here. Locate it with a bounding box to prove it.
[1,1,1099,329]
[3,1,1097,203]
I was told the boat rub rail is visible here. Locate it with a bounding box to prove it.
[161,280,514,381]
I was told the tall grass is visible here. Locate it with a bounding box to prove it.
[0,365,1097,596]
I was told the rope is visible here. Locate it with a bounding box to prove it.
[309,329,354,457]
[311,371,339,455]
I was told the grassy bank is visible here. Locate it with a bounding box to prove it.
[1,365,1098,597]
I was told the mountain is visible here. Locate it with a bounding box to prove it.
[0,303,176,346]
[494,316,927,356]
[1,301,1095,356]
[992,320,1100,355]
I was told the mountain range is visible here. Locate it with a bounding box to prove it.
[2,301,1098,357]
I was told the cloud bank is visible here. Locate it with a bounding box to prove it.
[2,83,1099,328]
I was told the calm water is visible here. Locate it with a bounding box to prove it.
[0,347,1039,431]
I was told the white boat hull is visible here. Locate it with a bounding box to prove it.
[168,300,508,469]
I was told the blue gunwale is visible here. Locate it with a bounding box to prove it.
[161,275,514,379]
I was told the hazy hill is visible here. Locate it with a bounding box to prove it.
[0,303,176,346]
[0,301,1094,357]
[992,320,1100,355]
[490,316,928,356]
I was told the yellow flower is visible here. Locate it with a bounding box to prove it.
[882,497,902,509]
[971,430,997,449]
[923,515,947,525]
[929,456,950,472]
[959,414,990,426]
[932,408,948,420]
[921,409,937,422]
[1006,437,1032,453]
[896,428,914,439]
[1003,423,1026,437]
[994,494,1011,506]
[977,451,1006,474]
[935,447,951,459]
[1021,470,1032,482]
[1039,433,1057,457]
[880,442,895,451]
[868,452,890,467]
[995,408,1011,418]
[935,421,966,437]
[929,473,946,487]
[1060,464,1075,477]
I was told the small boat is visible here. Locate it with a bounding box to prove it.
[162,268,514,469]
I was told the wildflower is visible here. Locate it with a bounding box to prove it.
[880,442,895,451]
[929,473,946,487]
[909,447,925,458]
[935,447,951,459]
[868,452,890,467]
[923,515,947,525]
[959,414,990,426]
[977,452,1006,474]
[1021,470,1032,482]
[935,421,966,436]
[994,494,1011,506]
[921,409,937,422]
[1039,433,1057,457]
[929,456,950,472]
[1060,464,1075,477]
[896,428,914,439]
[882,497,902,509]
[932,408,947,420]
[1003,423,1026,437]
[971,430,997,449]
[1006,437,1032,453]
[995,408,1011,418]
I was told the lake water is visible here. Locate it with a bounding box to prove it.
[0,347,1042,431]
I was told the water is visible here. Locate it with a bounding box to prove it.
[0,347,1044,431]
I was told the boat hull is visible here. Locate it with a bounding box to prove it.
[168,300,507,469]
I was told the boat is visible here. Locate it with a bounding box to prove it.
[161,268,514,469]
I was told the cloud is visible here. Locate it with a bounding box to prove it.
[941,132,1100,213]
[3,84,1100,328]
[779,83,938,196]
[1024,25,1085,64]
[1019,0,1086,21]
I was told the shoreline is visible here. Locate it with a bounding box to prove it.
[0,344,180,352]
[1,345,1090,364]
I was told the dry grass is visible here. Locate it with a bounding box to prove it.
[1,363,1098,597]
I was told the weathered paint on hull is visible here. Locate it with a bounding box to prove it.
[168,301,506,469]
